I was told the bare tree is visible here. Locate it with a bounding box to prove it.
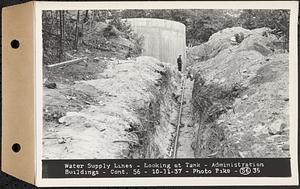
[74,10,80,50]
[58,10,65,61]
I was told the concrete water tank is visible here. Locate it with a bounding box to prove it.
[126,18,186,70]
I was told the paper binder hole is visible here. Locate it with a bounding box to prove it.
[10,40,20,49]
[12,143,21,153]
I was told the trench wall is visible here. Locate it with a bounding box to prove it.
[190,27,290,158]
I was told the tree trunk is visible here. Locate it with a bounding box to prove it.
[50,11,54,28]
[59,10,63,62]
[74,10,80,50]
[62,11,65,60]
[84,10,89,23]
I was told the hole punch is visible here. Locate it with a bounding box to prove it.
[10,40,20,49]
[12,143,21,153]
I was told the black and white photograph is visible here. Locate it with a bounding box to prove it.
[1,0,298,187]
[42,8,292,160]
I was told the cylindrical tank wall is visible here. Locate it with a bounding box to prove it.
[126,18,186,70]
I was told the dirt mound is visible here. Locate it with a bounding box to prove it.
[190,27,290,158]
[187,27,284,68]
[43,56,181,159]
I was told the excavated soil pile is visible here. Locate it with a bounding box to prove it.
[187,27,286,67]
[189,27,290,158]
[43,56,181,159]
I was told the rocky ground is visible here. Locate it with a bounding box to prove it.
[188,27,290,158]
[43,56,181,159]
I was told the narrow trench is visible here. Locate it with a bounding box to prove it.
[176,79,195,158]
[133,69,203,158]
[43,55,245,159]
[132,69,198,159]
[136,67,246,159]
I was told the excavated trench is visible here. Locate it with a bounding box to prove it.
[129,66,182,158]
[44,56,246,159]
[128,67,246,159]
[190,74,246,158]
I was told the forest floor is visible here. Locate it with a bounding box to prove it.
[44,48,126,85]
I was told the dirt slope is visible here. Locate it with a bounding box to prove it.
[189,27,290,158]
[43,56,181,159]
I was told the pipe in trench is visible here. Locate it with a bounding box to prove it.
[173,76,185,158]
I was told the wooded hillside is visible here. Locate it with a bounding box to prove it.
[42,9,289,64]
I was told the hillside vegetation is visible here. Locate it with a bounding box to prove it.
[42,9,289,64]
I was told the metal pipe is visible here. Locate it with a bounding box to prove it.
[46,57,86,68]
[173,76,185,158]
